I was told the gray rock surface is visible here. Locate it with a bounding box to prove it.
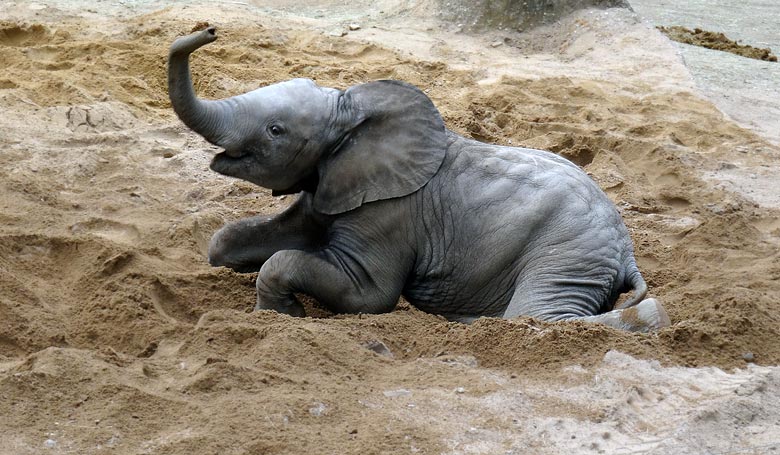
[438,0,631,31]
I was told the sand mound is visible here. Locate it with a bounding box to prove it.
[1,2,779,453]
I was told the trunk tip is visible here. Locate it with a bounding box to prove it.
[170,23,218,55]
[190,21,216,34]
[201,25,217,43]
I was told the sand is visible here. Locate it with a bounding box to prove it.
[1,1,779,453]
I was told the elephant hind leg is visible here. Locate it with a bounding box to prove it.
[577,298,670,332]
[503,272,670,332]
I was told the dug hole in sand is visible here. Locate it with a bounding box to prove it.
[0,1,779,453]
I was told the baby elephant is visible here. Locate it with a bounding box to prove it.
[168,27,670,332]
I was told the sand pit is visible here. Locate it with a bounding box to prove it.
[1,1,779,453]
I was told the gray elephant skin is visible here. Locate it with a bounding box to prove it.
[168,27,670,332]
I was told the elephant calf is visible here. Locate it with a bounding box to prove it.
[168,27,670,332]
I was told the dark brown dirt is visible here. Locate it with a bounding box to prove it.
[658,25,778,62]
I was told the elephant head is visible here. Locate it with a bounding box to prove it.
[168,27,447,214]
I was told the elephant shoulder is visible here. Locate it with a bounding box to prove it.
[440,139,606,210]
[446,140,575,179]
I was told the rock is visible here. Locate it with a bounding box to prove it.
[439,0,631,32]
[309,402,327,416]
[348,24,361,31]
[363,340,393,358]
[742,352,755,362]
[152,146,179,158]
[328,29,347,37]
[490,40,503,47]
[383,388,411,398]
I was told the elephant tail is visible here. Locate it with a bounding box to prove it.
[616,260,648,310]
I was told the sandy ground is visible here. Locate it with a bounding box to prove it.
[1,1,779,453]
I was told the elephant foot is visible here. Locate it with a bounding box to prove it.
[254,293,306,317]
[581,298,670,332]
[620,298,670,332]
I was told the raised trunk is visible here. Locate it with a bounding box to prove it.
[168,27,236,148]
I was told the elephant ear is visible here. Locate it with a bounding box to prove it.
[314,80,447,215]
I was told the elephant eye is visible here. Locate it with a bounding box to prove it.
[269,124,283,137]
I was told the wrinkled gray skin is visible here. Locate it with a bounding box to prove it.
[168,27,669,331]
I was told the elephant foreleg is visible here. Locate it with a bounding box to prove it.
[253,247,405,317]
[208,193,326,273]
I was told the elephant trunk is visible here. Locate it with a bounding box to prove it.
[168,26,237,149]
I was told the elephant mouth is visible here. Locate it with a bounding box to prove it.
[210,150,251,175]
[271,171,319,196]
[222,149,247,159]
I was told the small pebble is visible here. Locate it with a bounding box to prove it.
[309,402,327,416]
[742,352,755,362]
[383,388,411,398]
